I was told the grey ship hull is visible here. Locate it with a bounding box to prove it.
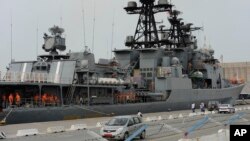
[1,84,244,124]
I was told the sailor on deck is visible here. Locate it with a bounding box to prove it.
[15,92,21,107]
[191,103,195,113]
[8,93,14,106]
[137,110,143,117]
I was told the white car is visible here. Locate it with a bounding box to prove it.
[218,104,235,113]
[100,115,146,140]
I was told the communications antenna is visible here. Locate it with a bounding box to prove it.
[91,0,96,53]
[81,0,86,48]
[10,10,13,62]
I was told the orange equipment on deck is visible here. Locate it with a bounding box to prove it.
[15,92,21,106]
[42,93,47,105]
[8,93,14,106]
[115,91,136,103]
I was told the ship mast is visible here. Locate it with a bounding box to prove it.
[124,0,172,49]
[167,10,202,48]
[124,0,202,49]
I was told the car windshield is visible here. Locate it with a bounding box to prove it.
[106,118,128,126]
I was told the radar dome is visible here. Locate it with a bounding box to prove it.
[158,0,168,5]
[127,1,137,7]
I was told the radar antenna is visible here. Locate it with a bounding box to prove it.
[165,9,202,48]
[42,25,66,55]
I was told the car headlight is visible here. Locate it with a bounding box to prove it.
[116,127,124,134]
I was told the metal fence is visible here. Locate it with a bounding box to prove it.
[0,71,72,84]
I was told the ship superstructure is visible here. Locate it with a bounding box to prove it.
[0,0,244,124]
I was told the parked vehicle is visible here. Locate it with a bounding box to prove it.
[208,101,220,111]
[218,104,235,113]
[100,115,146,140]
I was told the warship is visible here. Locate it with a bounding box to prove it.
[0,0,244,124]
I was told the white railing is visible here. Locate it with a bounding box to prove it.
[0,71,72,84]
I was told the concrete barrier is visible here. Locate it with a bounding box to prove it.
[158,116,162,121]
[151,116,158,121]
[0,132,6,139]
[16,128,39,137]
[96,121,107,127]
[70,124,87,130]
[178,114,183,119]
[47,126,65,133]
[178,129,229,141]
[173,114,179,119]
[189,113,196,117]
[168,115,173,120]
[145,117,151,122]
[145,116,158,122]
[204,111,211,115]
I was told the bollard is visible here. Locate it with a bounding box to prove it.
[70,124,87,130]
[96,121,107,127]
[0,132,6,139]
[178,114,183,119]
[47,126,65,133]
[168,115,173,120]
[16,128,39,137]
[158,116,162,121]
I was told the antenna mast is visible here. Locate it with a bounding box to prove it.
[81,0,86,48]
[59,0,63,27]
[36,18,39,56]
[91,0,96,53]
[110,10,115,59]
[10,10,13,62]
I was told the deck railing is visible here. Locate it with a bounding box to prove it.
[0,71,72,84]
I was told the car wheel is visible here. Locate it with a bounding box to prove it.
[123,132,129,141]
[140,130,146,139]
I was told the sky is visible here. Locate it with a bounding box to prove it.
[0,0,250,75]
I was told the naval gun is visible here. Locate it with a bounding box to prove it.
[42,25,66,55]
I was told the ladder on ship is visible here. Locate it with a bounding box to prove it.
[65,69,77,105]
[66,84,77,105]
